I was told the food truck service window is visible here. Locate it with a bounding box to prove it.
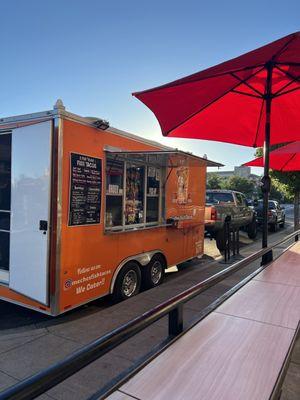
[104,149,218,233]
[105,153,163,231]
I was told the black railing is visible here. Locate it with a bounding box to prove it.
[223,216,240,262]
[0,230,299,400]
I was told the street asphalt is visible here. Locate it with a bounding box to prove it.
[0,208,298,399]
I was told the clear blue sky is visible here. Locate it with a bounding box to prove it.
[1,0,299,173]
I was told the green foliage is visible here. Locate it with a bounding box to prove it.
[255,147,263,158]
[222,175,255,197]
[268,176,287,202]
[207,173,257,197]
[270,171,300,202]
[206,173,224,189]
[254,146,300,202]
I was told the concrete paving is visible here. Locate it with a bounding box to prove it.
[0,220,299,399]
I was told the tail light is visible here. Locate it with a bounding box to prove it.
[268,211,273,217]
[211,207,218,221]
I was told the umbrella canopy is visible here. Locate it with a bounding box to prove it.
[133,32,300,249]
[133,32,300,147]
[244,141,300,171]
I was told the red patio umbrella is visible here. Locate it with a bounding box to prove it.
[244,141,300,171]
[133,32,300,248]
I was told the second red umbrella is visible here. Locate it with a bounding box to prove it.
[244,141,300,171]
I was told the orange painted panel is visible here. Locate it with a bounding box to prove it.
[0,285,50,313]
[58,119,206,312]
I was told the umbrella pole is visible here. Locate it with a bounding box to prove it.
[262,62,273,251]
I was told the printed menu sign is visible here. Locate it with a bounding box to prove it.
[68,153,102,226]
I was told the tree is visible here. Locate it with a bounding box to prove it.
[268,177,286,202]
[271,171,300,230]
[255,147,300,229]
[222,175,255,198]
[206,173,224,189]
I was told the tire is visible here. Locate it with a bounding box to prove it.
[142,254,166,289]
[216,230,226,252]
[247,218,257,239]
[112,262,141,302]
[279,217,285,228]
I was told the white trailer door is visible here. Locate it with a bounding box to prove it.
[9,121,52,305]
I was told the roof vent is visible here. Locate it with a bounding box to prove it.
[92,118,110,130]
[53,99,65,111]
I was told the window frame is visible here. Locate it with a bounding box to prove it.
[0,130,12,281]
[206,192,234,204]
[104,154,165,233]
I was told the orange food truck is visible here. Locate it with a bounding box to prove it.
[0,100,220,315]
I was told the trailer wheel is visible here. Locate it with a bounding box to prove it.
[112,262,141,302]
[142,254,166,289]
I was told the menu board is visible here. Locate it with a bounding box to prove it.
[68,153,102,226]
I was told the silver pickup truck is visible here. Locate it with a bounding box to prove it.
[205,190,257,251]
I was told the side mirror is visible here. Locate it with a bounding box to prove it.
[253,199,259,207]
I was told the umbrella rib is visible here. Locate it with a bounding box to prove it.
[133,34,298,97]
[275,85,300,98]
[271,34,297,61]
[164,67,265,136]
[272,65,300,97]
[280,152,297,171]
[276,62,300,67]
[231,89,262,99]
[132,64,265,96]
[273,73,300,96]
[275,64,300,85]
[230,72,264,97]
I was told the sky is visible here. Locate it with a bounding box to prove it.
[0,0,299,173]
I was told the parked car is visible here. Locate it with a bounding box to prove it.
[254,200,285,232]
[205,190,257,251]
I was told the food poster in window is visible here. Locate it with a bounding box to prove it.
[147,167,160,196]
[176,166,189,205]
[125,165,144,224]
[146,167,160,223]
[106,158,124,227]
[166,162,205,226]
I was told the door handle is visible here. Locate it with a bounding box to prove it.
[39,220,48,234]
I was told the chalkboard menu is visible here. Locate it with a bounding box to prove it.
[68,153,102,226]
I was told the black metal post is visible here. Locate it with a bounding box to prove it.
[224,224,228,262]
[168,305,183,336]
[262,62,273,250]
[224,216,231,262]
[232,229,236,256]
